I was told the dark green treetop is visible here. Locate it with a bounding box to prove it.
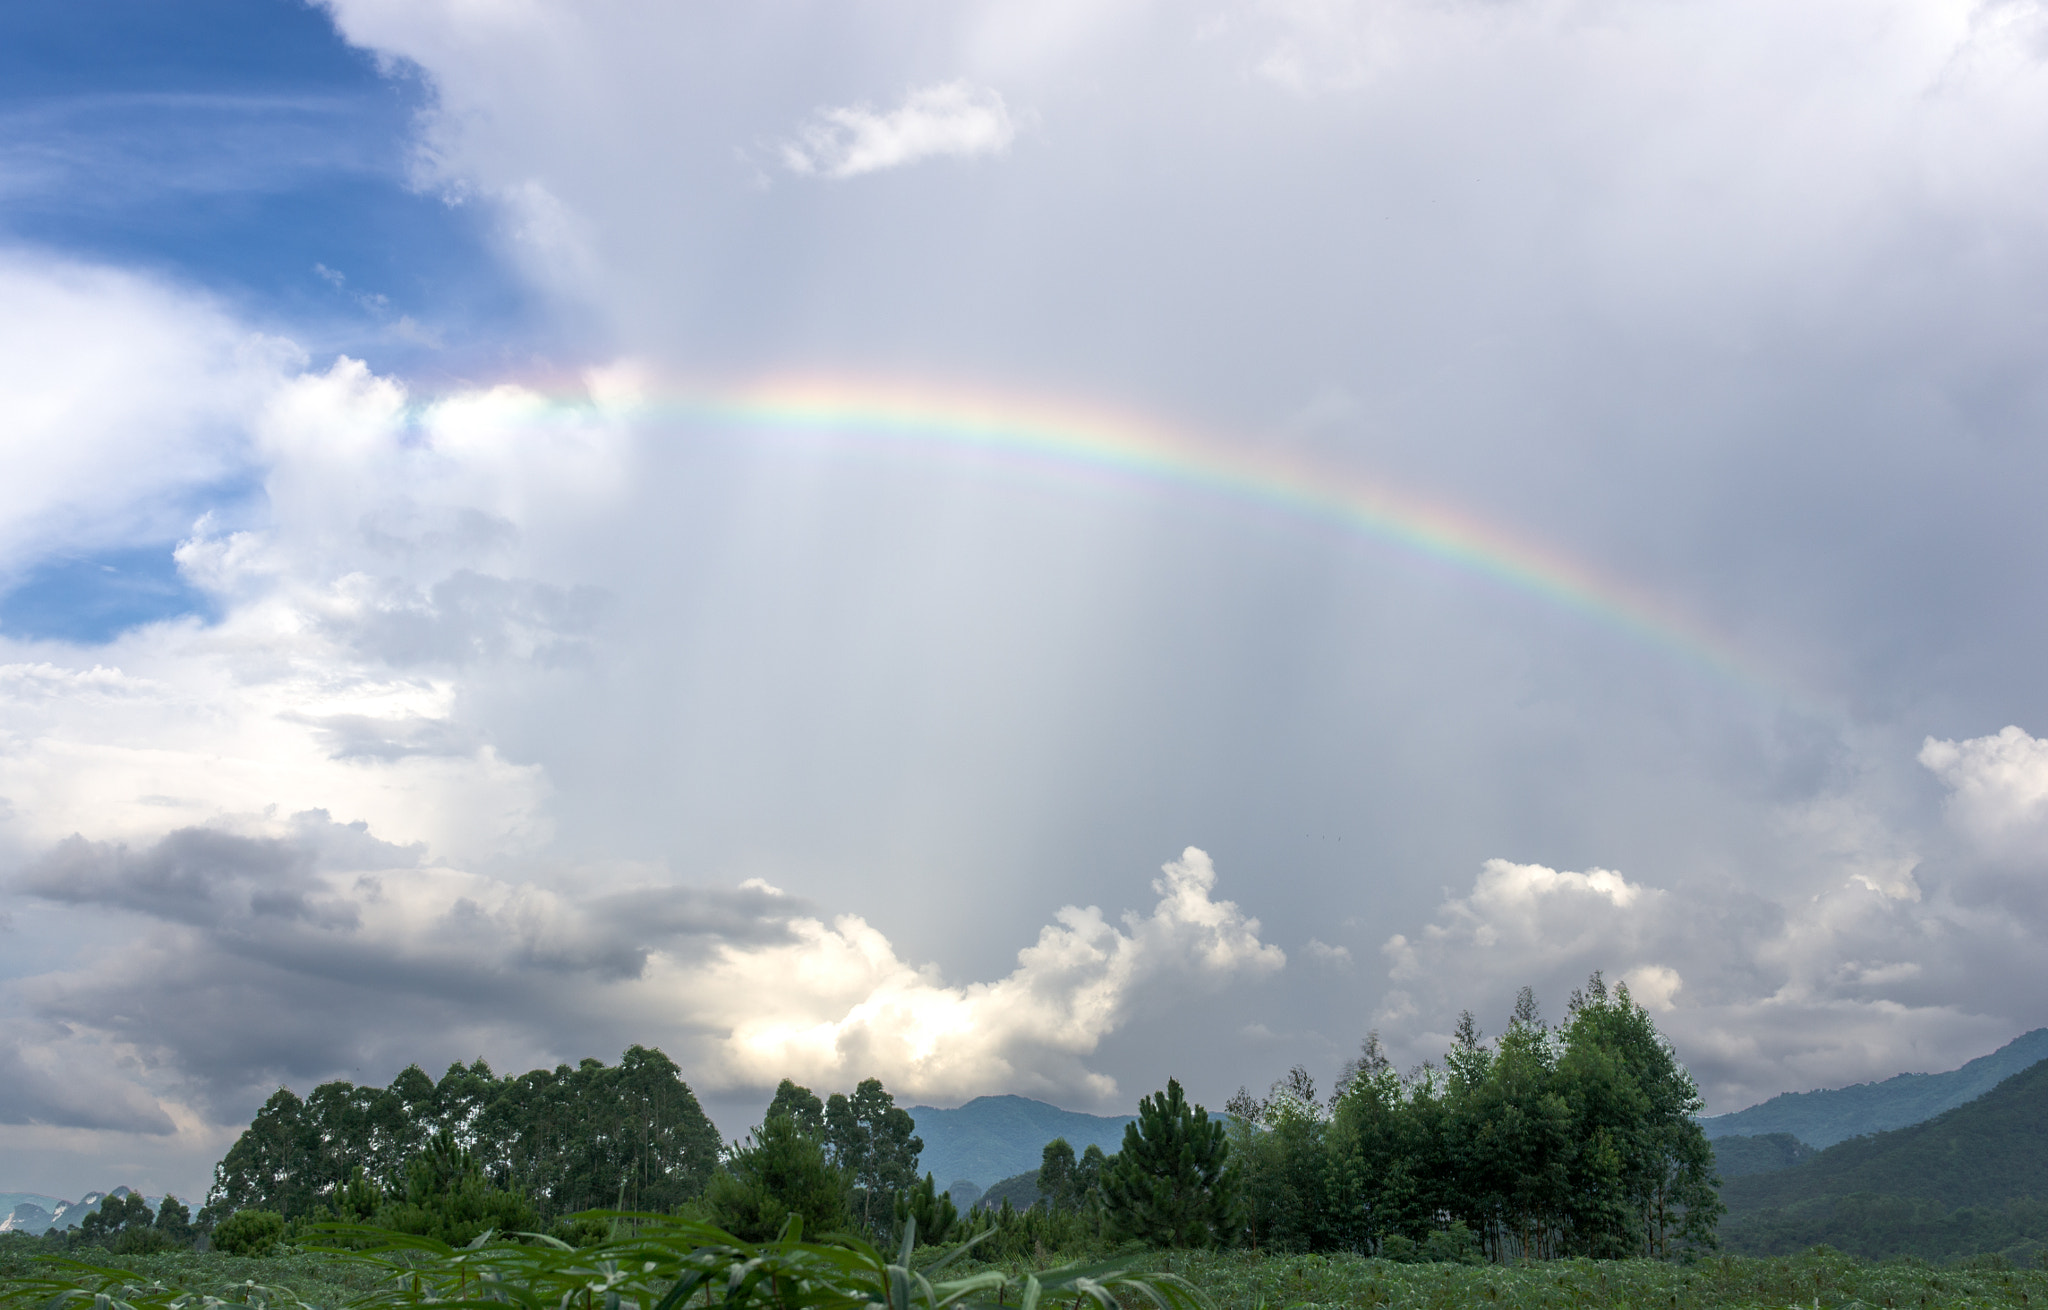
[704,1112,854,1242]
[766,1079,827,1139]
[825,1078,924,1230]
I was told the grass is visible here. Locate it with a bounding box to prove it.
[1150,1248,2048,1310]
[8,1234,2048,1310]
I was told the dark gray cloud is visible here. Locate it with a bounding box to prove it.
[0,1026,176,1135]
[6,819,812,1117]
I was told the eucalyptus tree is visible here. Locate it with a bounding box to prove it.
[824,1078,923,1231]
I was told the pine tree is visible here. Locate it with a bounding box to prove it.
[1102,1078,1234,1247]
[892,1172,960,1245]
[704,1113,854,1242]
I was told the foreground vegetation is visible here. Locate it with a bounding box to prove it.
[0,1218,1201,1310]
[8,1231,2048,1310]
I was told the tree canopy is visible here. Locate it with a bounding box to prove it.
[203,1046,719,1224]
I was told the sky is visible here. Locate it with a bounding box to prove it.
[7,0,2048,1203]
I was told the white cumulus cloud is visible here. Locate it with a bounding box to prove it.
[781,81,1017,179]
[1921,725,2048,859]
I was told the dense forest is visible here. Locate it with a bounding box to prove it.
[1707,1133,1814,1179]
[1719,1057,2048,1261]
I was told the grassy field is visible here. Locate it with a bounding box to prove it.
[8,1241,2048,1310]
[1148,1249,2048,1310]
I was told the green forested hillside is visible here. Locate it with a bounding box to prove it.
[1701,1029,2048,1147]
[975,1169,1042,1212]
[1709,1133,1814,1178]
[1719,1056,2048,1260]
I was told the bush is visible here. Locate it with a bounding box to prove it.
[703,1114,853,1242]
[212,1209,287,1257]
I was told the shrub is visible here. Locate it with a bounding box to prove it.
[212,1208,287,1257]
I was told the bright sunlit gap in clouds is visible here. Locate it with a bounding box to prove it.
[8,0,2048,1204]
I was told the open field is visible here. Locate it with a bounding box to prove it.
[8,1241,2048,1310]
[1145,1249,2048,1310]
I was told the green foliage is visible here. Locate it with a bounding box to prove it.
[1312,974,1719,1261]
[704,1114,856,1242]
[371,1132,540,1247]
[0,1216,1209,1310]
[77,1193,157,1249]
[826,1079,925,1234]
[975,1172,1041,1214]
[1104,1079,1234,1249]
[893,1175,960,1247]
[211,1210,286,1258]
[1155,1246,2048,1310]
[1723,1193,2048,1264]
[1717,1055,2048,1261]
[1710,1132,1816,1179]
[204,1046,720,1226]
[151,1198,196,1251]
[768,1080,828,1139]
[1037,1141,1076,1214]
[1724,1057,2048,1216]
[1228,1068,1336,1254]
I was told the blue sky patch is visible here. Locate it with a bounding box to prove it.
[0,545,217,644]
[0,0,538,372]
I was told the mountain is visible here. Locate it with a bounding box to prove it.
[906,1095,1133,1189]
[0,1188,160,1235]
[977,1170,1043,1212]
[1719,1056,2048,1260]
[0,1194,65,1236]
[1700,1028,2048,1147]
[1709,1133,1816,1179]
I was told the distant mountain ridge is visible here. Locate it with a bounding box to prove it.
[1700,1028,2048,1148]
[906,1095,1133,1190]
[1718,1055,2048,1261]
[0,1188,158,1236]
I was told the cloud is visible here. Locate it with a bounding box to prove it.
[780,81,1017,179]
[0,1024,177,1135]
[1383,859,1657,984]
[1302,938,1352,970]
[1921,726,2048,860]
[8,833,1281,1120]
[0,251,291,575]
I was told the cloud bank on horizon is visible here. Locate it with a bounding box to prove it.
[8,0,2048,1199]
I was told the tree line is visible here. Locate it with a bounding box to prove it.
[158,972,1714,1261]
[199,1045,721,1244]
[1228,976,1720,1260]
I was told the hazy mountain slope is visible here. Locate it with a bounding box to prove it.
[1719,1057,2048,1260]
[1700,1029,2048,1147]
[1710,1133,1816,1179]
[977,1170,1042,1212]
[907,1095,1132,1189]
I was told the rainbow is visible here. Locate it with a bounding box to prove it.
[491,375,1769,693]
